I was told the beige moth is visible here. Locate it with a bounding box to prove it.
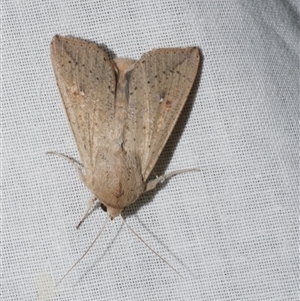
[49,35,200,284]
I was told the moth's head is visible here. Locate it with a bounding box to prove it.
[101,203,123,220]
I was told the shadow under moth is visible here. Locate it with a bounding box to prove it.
[49,35,200,284]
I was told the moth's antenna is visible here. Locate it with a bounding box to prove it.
[55,216,110,287]
[120,215,183,278]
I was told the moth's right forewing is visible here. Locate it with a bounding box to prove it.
[124,47,200,180]
[50,35,117,173]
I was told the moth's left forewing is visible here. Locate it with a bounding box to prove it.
[50,36,117,175]
[124,47,200,180]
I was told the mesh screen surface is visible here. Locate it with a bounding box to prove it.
[2,1,299,300]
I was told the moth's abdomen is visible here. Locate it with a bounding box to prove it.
[86,148,145,219]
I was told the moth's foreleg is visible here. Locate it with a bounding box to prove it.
[145,168,199,192]
[46,151,86,182]
[46,152,97,228]
[76,196,98,229]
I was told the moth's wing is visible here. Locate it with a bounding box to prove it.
[50,35,116,173]
[124,47,200,180]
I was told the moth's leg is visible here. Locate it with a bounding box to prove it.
[47,151,94,228]
[146,168,199,192]
[46,151,86,182]
[77,196,98,229]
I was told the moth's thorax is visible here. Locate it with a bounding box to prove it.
[85,147,145,219]
[114,58,136,77]
[114,58,135,108]
[114,58,135,111]
[113,58,136,153]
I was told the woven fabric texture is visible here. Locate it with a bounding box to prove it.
[2,1,299,300]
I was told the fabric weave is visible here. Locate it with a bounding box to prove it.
[2,1,299,300]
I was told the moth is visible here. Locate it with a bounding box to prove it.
[49,35,200,283]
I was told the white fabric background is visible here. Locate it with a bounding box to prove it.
[2,1,299,300]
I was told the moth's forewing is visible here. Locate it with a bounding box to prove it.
[50,35,117,175]
[123,47,200,180]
